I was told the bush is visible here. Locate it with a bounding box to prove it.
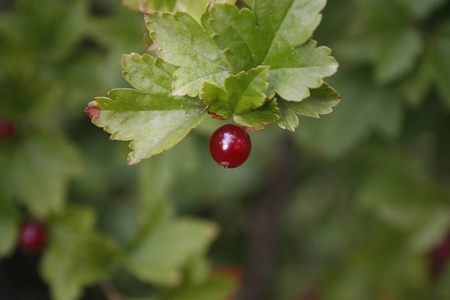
[1,0,449,300]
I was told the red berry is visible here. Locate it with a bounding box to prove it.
[209,124,251,168]
[19,221,47,253]
[429,233,450,279]
[0,120,15,138]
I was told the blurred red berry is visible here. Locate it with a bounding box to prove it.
[213,265,244,300]
[430,233,450,280]
[19,221,47,253]
[0,120,15,138]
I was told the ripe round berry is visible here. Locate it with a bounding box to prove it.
[0,120,15,139]
[209,124,251,168]
[19,221,47,253]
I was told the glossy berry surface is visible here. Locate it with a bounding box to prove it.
[0,120,15,138]
[19,221,47,253]
[209,124,251,168]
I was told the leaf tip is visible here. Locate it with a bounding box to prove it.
[127,155,140,166]
[85,102,100,120]
[277,122,296,132]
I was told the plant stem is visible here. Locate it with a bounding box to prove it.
[237,135,301,300]
[100,282,129,300]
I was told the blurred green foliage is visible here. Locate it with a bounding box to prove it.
[0,0,449,300]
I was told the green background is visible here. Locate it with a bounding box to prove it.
[0,0,449,299]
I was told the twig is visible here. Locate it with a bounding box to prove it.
[237,135,302,300]
[100,282,129,300]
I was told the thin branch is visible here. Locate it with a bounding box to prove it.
[100,282,129,300]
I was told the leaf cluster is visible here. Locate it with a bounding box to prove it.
[338,0,450,107]
[89,0,341,164]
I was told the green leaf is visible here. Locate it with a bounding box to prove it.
[233,99,279,130]
[338,2,423,83]
[294,67,403,157]
[402,21,450,108]
[122,0,140,11]
[183,254,210,284]
[278,83,341,132]
[89,90,206,165]
[202,3,258,72]
[437,265,450,300]
[89,54,207,165]
[40,207,121,300]
[323,229,428,300]
[122,0,237,19]
[403,0,447,19]
[254,0,338,101]
[137,158,175,224]
[137,136,199,225]
[285,83,341,118]
[146,12,230,97]
[145,1,338,102]
[373,27,422,83]
[430,22,450,108]
[141,0,206,12]
[356,146,450,252]
[356,0,446,22]
[125,212,218,285]
[0,195,19,260]
[224,66,268,114]
[4,133,82,218]
[202,1,338,101]
[277,101,300,132]
[164,275,236,300]
[86,6,147,55]
[200,66,278,129]
[252,0,326,63]
[122,53,176,93]
[14,0,87,61]
[402,53,434,107]
[266,40,338,101]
